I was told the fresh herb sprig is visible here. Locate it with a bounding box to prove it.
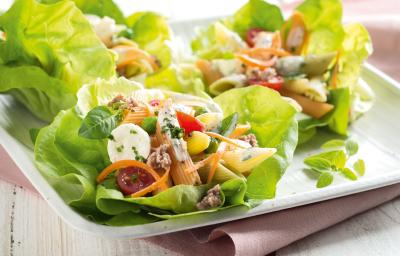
[78,106,122,139]
[304,139,365,188]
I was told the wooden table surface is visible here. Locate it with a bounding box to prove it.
[2,179,400,256]
[2,0,400,255]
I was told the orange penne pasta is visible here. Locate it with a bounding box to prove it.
[280,88,334,119]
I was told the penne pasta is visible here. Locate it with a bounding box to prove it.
[156,103,201,185]
[122,107,151,125]
[280,88,334,119]
[222,147,277,173]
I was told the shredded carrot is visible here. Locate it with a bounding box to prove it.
[330,51,342,89]
[131,168,170,198]
[236,53,277,70]
[271,31,282,49]
[193,154,217,170]
[205,132,247,149]
[229,124,251,139]
[112,45,159,71]
[97,160,160,183]
[207,142,227,183]
[239,47,291,58]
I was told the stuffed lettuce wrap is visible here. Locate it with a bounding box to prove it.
[191,0,373,142]
[34,77,298,225]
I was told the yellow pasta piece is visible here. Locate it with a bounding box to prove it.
[222,147,276,173]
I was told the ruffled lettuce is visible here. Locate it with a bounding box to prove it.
[298,23,372,141]
[126,12,172,68]
[39,0,126,24]
[295,0,345,55]
[34,77,248,225]
[145,64,208,98]
[191,22,246,60]
[226,0,284,37]
[0,0,115,121]
[215,86,298,199]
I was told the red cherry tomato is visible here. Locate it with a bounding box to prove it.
[176,111,205,135]
[249,76,284,91]
[246,28,265,47]
[116,167,155,195]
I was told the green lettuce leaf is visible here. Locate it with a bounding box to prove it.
[126,12,172,68]
[336,23,373,89]
[299,87,351,138]
[295,0,345,54]
[34,108,109,215]
[76,77,143,116]
[227,0,284,37]
[215,86,298,199]
[145,64,208,97]
[191,22,246,60]
[39,0,126,24]
[0,0,115,121]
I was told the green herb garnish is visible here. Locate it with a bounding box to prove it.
[78,106,120,139]
[304,138,365,188]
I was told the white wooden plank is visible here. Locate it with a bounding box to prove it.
[277,197,400,256]
[0,180,175,256]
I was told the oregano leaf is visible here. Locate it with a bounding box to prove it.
[354,159,366,176]
[316,172,334,188]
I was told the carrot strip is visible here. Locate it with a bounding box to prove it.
[229,124,251,139]
[112,45,159,71]
[236,53,277,70]
[207,142,227,183]
[205,132,247,149]
[97,160,161,183]
[239,47,290,57]
[195,59,223,85]
[131,168,170,198]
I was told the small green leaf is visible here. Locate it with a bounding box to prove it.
[340,167,358,181]
[78,106,119,139]
[345,139,359,156]
[310,150,347,169]
[304,157,332,173]
[316,172,334,188]
[354,159,366,176]
[321,139,345,149]
[219,112,238,136]
[141,117,158,134]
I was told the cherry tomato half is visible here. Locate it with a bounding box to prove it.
[248,76,284,91]
[117,166,155,195]
[245,28,265,47]
[176,111,205,135]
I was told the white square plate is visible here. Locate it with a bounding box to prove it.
[1,18,400,238]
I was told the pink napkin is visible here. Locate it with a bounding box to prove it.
[1,1,400,256]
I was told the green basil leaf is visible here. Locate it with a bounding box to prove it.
[219,112,238,136]
[345,139,359,156]
[304,157,332,173]
[340,167,358,181]
[353,159,365,176]
[316,172,334,188]
[78,106,119,139]
[321,139,345,150]
[141,117,157,135]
